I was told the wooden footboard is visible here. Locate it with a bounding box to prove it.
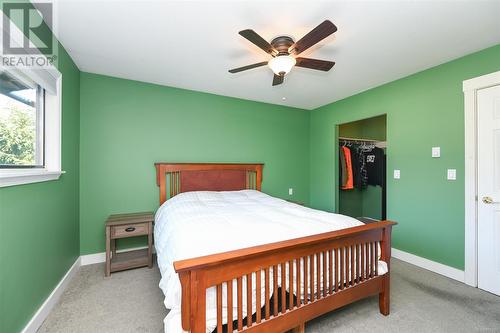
[174,220,396,333]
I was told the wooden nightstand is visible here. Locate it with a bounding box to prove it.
[105,212,154,277]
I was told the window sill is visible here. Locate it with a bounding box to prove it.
[0,169,65,188]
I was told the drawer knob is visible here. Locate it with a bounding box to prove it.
[125,227,136,232]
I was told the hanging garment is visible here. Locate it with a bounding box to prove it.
[341,146,354,190]
[365,147,385,186]
[350,145,361,188]
[351,144,368,190]
[339,147,348,187]
[359,147,369,189]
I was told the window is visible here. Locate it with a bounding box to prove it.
[0,66,62,187]
[0,70,45,168]
[0,10,62,187]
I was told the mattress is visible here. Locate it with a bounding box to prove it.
[154,190,388,333]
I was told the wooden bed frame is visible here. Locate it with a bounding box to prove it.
[155,163,396,333]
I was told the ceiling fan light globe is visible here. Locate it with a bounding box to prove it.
[268,55,296,75]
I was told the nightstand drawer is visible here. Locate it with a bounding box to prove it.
[111,223,148,239]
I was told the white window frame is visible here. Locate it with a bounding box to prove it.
[0,11,63,187]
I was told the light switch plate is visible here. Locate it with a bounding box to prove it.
[432,147,440,158]
[447,169,456,180]
[288,188,293,195]
[393,170,400,179]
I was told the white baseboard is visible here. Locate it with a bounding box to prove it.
[79,251,105,265]
[392,248,465,283]
[80,246,152,266]
[21,257,81,333]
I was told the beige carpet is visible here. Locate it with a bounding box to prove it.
[38,259,500,333]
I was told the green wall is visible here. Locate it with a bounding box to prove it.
[79,73,310,255]
[310,44,500,270]
[0,47,80,332]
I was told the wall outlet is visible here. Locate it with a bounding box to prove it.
[393,170,401,179]
[288,188,293,195]
[447,169,456,180]
[432,147,441,158]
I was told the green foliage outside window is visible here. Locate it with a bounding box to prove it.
[0,103,36,165]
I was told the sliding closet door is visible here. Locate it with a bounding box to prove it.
[477,84,500,296]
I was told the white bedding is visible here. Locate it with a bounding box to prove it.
[154,190,387,333]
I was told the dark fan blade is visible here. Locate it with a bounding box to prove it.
[228,61,268,73]
[295,57,335,71]
[289,20,337,55]
[272,74,284,86]
[239,29,278,56]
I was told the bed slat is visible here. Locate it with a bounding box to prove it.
[169,172,172,199]
[328,249,333,294]
[296,257,301,308]
[370,242,375,277]
[247,274,253,327]
[309,255,315,301]
[281,262,287,313]
[350,245,356,286]
[345,246,349,287]
[340,247,344,290]
[360,244,363,282]
[264,268,270,320]
[178,171,180,195]
[288,260,294,308]
[322,251,327,297]
[227,280,233,333]
[303,256,308,304]
[237,277,243,331]
[366,242,370,279]
[355,244,360,284]
[316,254,320,299]
[273,265,278,316]
[334,248,339,292]
[175,171,178,198]
[216,284,222,333]
[361,243,365,281]
[256,270,261,324]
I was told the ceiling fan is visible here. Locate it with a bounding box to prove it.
[229,20,337,86]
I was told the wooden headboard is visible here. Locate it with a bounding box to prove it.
[155,163,264,205]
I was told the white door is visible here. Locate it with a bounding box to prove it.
[477,84,500,296]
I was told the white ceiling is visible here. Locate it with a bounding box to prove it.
[54,0,500,110]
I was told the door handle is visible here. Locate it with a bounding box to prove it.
[482,196,499,204]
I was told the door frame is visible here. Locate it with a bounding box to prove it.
[334,114,387,217]
[463,70,500,287]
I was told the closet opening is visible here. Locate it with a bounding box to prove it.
[336,114,387,222]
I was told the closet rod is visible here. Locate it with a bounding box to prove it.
[338,136,385,142]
